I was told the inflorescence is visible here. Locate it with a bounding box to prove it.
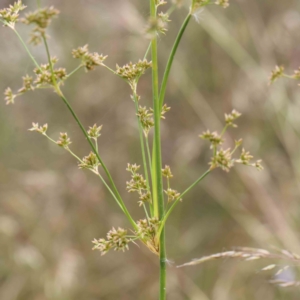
[269,65,300,86]
[200,110,263,172]
[22,6,59,44]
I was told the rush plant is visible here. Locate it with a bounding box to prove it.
[1,0,262,299]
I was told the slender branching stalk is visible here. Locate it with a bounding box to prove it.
[1,1,264,298]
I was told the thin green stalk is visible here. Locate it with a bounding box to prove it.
[150,1,166,299]
[97,173,125,211]
[95,138,98,153]
[133,95,151,190]
[10,27,41,71]
[133,94,153,215]
[65,64,84,79]
[57,91,136,228]
[39,35,137,229]
[143,42,152,60]
[145,137,152,179]
[159,14,191,110]
[156,169,211,240]
[36,0,41,8]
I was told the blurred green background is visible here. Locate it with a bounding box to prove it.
[1,0,300,299]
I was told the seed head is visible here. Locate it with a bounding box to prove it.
[225,109,241,128]
[210,148,233,172]
[29,122,48,134]
[33,58,66,86]
[4,87,16,105]
[292,67,300,79]
[215,0,229,8]
[78,152,100,171]
[126,163,140,173]
[18,75,34,93]
[116,59,152,83]
[269,65,284,84]
[200,130,223,148]
[0,0,26,28]
[138,191,152,206]
[191,0,210,12]
[146,14,170,38]
[136,218,160,239]
[162,165,173,178]
[72,45,107,71]
[56,132,71,148]
[136,106,154,136]
[22,6,59,44]
[88,124,103,139]
[236,148,253,165]
[165,188,181,203]
[92,227,130,255]
[161,104,171,119]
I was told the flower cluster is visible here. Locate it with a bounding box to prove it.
[72,45,107,71]
[157,0,167,6]
[146,12,171,38]
[136,218,160,240]
[33,57,67,86]
[236,148,263,170]
[4,87,16,105]
[224,109,241,127]
[4,59,67,105]
[78,152,100,172]
[293,67,300,79]
[215,0,229,8]
[162,165,173,178]
[161,104,171,119]
[0,0,26,28]
[18,75,34,93]
[200,110,263,172]
[210,148,233,172]
[162,165,181,202]
[87,124,102,139]
[269,65,300,86]
[200,130,223,149]
[28,122,48,134]
[22,6,59,45]
[137,106,154,136]
[165,188,181,203]
[269,65,284,84]
[191,0,229,13]
[126,163,151,206]
[191,0,210,12]
[116,59,152,88]
[56,132,71,148]
[92,227,131,255]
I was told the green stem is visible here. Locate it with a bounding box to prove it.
[65,64,84,79]
[159,14,191,110]
[133,94,153,215]
[156,170,211,240]
[58,91,136,228]
[11,28,41,71]
[145,136,152,180]
[41,36,137,229]
[143,42,152,60]
[150,1,166,299]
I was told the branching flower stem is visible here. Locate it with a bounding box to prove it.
[7,30,137,229]
[156,169,211,243]
[65,64,84,80]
